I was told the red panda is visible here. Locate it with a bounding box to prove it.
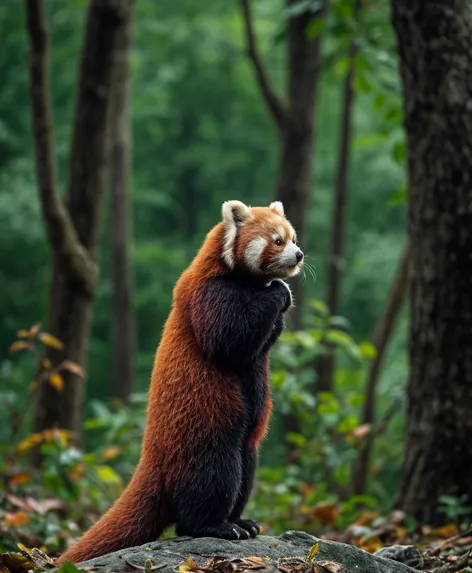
[58,200,304,564]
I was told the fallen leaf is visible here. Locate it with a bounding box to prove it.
[245,558,266,566]
[8,472,31,486]
[42,358,53,370]
[4,511,29,526]
[311,502,340,526]
[179,558,198,573]
[0,551,36,573]
[318,561,342,573]
[431,524,459,539]
[355,512,380,526]
[360,535,383,554]
[38,332,64,350]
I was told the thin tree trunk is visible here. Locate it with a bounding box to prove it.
[352,243,410,495]
[275,0,329,329]
[25,0,133,436]
[392,0,472,524]
[315,6,359,392]
[109,1,136,403]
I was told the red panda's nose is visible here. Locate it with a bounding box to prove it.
[296,250,304,262]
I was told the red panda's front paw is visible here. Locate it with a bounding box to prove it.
[270,278,293,312]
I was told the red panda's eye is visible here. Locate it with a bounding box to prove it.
[275,238,283,246]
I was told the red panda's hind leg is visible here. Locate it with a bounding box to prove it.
[172,433,250,540]
[229,449,260,538]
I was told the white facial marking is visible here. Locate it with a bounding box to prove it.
[244,237,267,273]
[276,240,302,270]
[277,225,286,240]
[221,200,252,269]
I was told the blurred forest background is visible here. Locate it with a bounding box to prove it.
[1,0,472,560]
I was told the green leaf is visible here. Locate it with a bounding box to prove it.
[388,184,407,206]
[310,299,329,316]
[286,432,307,447]
[96,465,121,484]
[306,18,325,39]
[359,341,377,360]
[392,140,406,164]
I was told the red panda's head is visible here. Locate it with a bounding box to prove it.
[221,200,304,280]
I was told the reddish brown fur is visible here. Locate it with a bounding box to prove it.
[58,220,276,564]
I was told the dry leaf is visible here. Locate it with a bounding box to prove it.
[350,424,371,440]
[48,373,64,391]
[8,472,31,486]
[318,561,342,573]
[355,512,380,526]
[311,502,340,526]
[9,341,34,353]
[38,332,64,350]
[430,523,459,539]
[29,323,41,337]
[360,535,383,554]
[245,558,266,566]
[61,360,85,377]
[42,358,53,370]
[100,446,121,460]
[17,433,42,453]
[16,330,30,339]
[4,511,29,527]
[179,558,198,573]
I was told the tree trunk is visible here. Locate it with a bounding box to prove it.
[25,0,134,436]
[392,0,472,524]
[315,7,359,392]
[109,1,136,403]
[352,243,410,495]
[275,0,329,329]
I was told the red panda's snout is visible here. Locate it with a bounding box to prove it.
[221,200,304,279]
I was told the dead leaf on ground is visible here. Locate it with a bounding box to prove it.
[318,561,342,573]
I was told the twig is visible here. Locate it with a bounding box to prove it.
[238,0,286,129]
[429,527,472,557]
[430,550,471,573]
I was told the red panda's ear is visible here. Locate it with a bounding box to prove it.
[269,201,285,216]
[222,200,252,226]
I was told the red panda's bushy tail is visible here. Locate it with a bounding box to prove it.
[57,465,168,565]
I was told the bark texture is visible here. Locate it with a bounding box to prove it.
[352,243,410,495]
[25,0,134,435]
[392,0,472,523]
[109,1,136,402]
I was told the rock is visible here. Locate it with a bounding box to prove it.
[67,531,419,573]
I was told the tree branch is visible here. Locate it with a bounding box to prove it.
[239,0,286,129]
[24,0,98,297]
